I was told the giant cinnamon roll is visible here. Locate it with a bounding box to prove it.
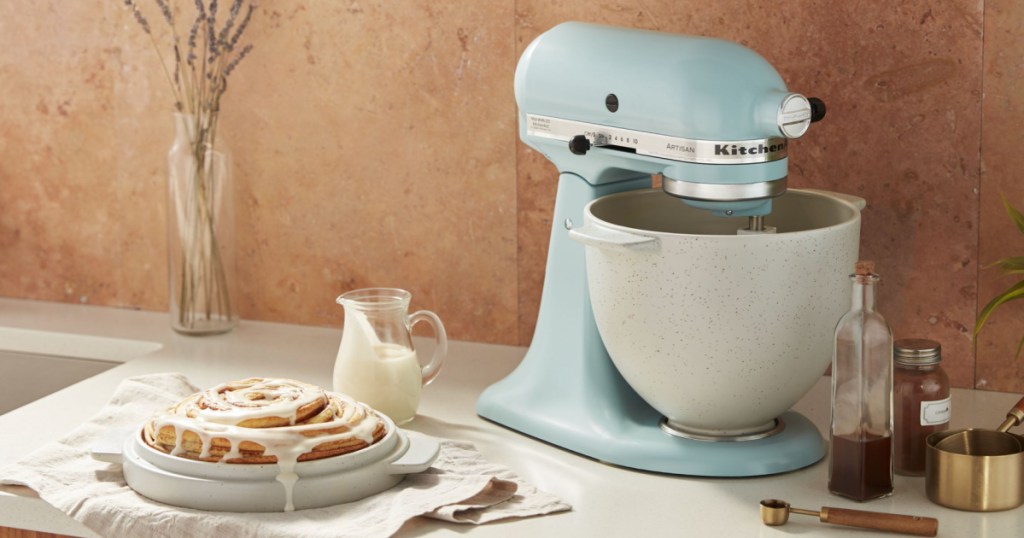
[143,377,387,464]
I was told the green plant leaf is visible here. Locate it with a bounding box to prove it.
[976,195,1024,350]
[990,256,1024,274]
[974,279,1024,338]
[1001,194,1024,235]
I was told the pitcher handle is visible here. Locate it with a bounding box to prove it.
[409,310,447,386]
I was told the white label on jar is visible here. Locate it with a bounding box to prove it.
[921,397,951,426]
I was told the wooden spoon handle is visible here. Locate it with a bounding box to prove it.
[1007,395,1024,424]
[821,507,938,537]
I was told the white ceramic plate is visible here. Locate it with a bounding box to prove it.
[92,420,440,512]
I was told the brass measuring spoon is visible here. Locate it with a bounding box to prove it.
[933,395,1024,455]
[924,395,1024,511]
[759,499,938,536]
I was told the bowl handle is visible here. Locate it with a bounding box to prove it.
[90,427,133,464]
[387,432,440,475]
[568,224,657,251]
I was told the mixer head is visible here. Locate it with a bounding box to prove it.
[515,22,825,218]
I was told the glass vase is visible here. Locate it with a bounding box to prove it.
[167,112,238,334]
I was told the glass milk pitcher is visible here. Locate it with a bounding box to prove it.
[332,288,447,424]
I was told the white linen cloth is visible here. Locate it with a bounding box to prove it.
[0,373,570,538]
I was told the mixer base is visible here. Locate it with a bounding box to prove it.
[481,387,824,477]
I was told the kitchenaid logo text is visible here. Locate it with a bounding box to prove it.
[713,141,787,156]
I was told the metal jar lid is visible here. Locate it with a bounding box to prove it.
[894,338,942,365]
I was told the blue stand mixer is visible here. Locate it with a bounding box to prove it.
[477,22,829,476]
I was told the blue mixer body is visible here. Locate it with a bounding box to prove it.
[476,22,826,476]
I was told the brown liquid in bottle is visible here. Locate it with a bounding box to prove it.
[828,434,893,501]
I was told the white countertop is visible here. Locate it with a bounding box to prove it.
[1,298,1022,537]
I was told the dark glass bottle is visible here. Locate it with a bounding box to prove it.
[893,339,950,476]
[829,261,894,501]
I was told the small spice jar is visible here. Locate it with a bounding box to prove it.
[893,338,950,476]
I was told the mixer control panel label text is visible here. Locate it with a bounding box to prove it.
[524,114,788,165]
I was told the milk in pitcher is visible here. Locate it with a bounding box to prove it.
[333,310,423,424]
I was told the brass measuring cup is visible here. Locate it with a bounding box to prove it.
[759,499,938,536]
[925,395,1024,511]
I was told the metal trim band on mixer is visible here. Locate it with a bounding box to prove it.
[525,113,789,165]
[660,417,787,442]
[663,175,788,202]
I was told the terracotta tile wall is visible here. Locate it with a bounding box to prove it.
[0,1,1020,392]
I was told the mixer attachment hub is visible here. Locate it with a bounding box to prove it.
[737,215,777,234]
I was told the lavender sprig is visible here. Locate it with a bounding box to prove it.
[207,0,219,60]
[224,43,252,77]
[155,0,174,26]
[123,0,151,34]
[227,4,253,52]
[122,0,258,116]
[217,0,244,50]
[186,12,202,65]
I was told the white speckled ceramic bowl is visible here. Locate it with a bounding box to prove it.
[569,188,862,438]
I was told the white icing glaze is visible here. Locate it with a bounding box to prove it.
[170,425,184,457]
[193,378,325,425]
[147,378,384,511]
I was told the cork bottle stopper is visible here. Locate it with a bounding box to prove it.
[854,261,875,276]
